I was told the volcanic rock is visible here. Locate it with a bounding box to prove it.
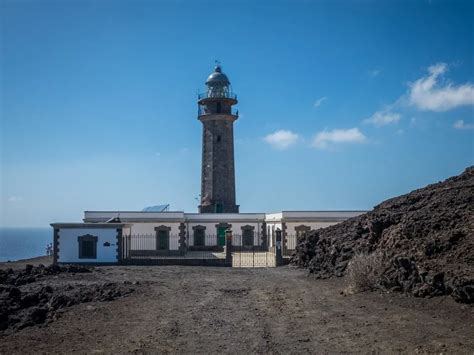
[0,265,134,333]
[290,166,474,303]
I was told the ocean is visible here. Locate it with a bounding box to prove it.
[0,227,52,262]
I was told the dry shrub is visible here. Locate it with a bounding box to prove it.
[346,252,386,294]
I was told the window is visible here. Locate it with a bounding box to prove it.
[193,226,206,246]
[215,203,223,213]
[295,225,311,238]
[216,135,221,143]
[241,226,255,247]
[78,234,98,259]
[216,102,221,113]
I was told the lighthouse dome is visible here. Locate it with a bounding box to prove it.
[206,65,230,86]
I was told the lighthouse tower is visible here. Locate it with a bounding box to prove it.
[198,64,239,213]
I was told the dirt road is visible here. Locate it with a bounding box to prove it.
[1,262,473,354]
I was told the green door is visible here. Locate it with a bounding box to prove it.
[217,227,226,246]
[157,230,169,250]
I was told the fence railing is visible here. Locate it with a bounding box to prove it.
[121,232,269,257]
[121,234,181,259]
[282,234,299,257]
[120,232,285,266]
[187,234,225,251]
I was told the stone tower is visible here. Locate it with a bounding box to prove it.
[198,64,239,213]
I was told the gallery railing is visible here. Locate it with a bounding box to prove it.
[197,91,237,100]
[198,105,239,117]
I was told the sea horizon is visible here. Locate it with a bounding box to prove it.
[0,227,52,262]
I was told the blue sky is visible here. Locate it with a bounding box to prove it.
[1,0,473,227]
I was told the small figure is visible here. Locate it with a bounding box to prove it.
[46,243,53,256]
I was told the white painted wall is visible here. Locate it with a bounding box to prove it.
[186,221,262,246]
[84,211,185,222]
[281,211,365,219]
[285,221,340,236]
[185,213,265,221]
[74,210,366,251]
[58,228,118,263]
[128,222,181,236]
[265,212,283,222]
[265,222,282,247]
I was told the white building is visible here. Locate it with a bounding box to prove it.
[51,210,364,265]
[50,65,366,266]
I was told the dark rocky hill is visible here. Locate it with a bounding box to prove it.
[290,167,474,303]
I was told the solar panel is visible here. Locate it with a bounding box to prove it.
[141,204,170,212]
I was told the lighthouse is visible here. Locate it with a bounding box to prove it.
[198,64,239,213]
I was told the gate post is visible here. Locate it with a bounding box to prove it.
[179,223,186,256]
[225,228,233,266]
[275,228,283,266]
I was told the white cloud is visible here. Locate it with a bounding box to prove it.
[8,196,23,203]
[409,63,474,112]
[453,120,474,130]
[364,110,401,126]
[312,128,367,149]
[263,130,299,150]
[368,68,381,77]
[313,96,327,107]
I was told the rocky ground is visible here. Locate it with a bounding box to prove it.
[0,258,473,354]
[291,166,474,303]
[0,258,135,333]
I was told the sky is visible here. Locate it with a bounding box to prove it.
[1,0,473,227]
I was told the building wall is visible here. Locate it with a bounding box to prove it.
[265,222,282,247]
[83,211,185,223]
[281,211,364,220]
[285,221,340,235]
[58,228,119,263]
[75,210,367,250]
[186,221,262,246]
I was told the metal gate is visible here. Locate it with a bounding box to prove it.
[231,234,276,267]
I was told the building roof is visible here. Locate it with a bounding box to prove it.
[50,223,131,228]
[206,65,230,86]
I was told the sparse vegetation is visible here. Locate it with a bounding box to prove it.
[345,252,386,294]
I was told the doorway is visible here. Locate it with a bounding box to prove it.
[156,229,169,250]
[217,227,226,247]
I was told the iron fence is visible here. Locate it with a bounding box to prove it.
[121,234,180,259]
[120,232,279,267]
[187,234,225,251]
[282,234,300,257]
[121,233,227,261]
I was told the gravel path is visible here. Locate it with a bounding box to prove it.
[1,263,473,354]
